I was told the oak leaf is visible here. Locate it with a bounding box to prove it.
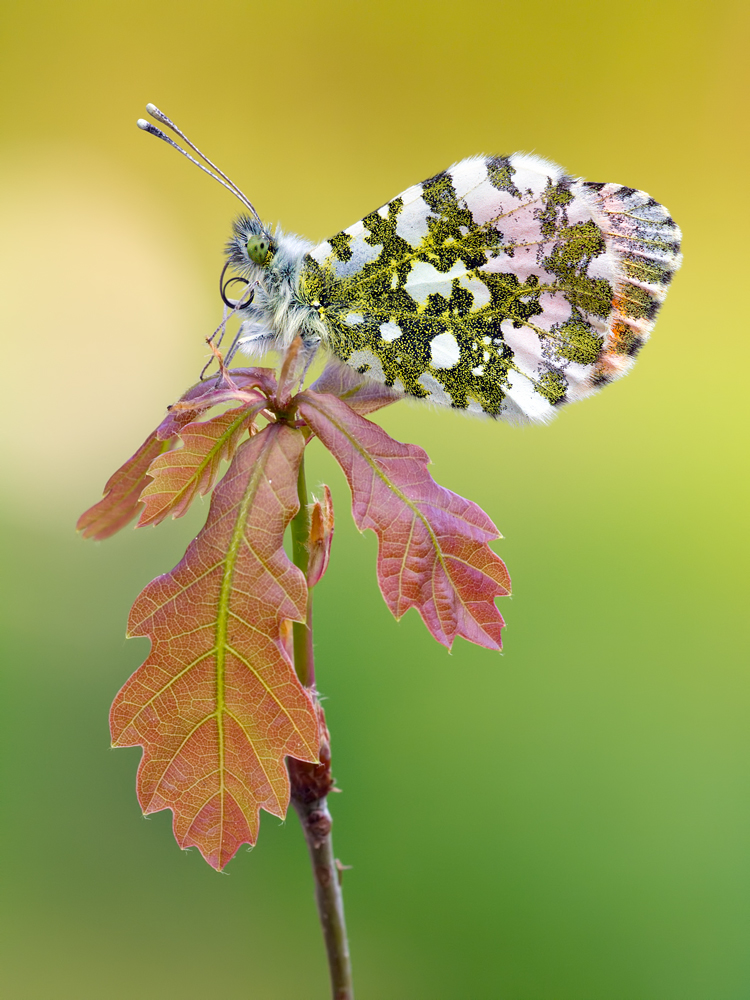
[137,401,265,527]
[310,361,403,416]
[297,391,511,650]
[110,422,319,870]
[76,432,175,541]
[77,369,277,540]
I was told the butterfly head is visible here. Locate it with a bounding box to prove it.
[225,214,277,278]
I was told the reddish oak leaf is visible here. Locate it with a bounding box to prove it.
[78,371,278,540]
[310,361,403,416]
[76,432,175,541]
[297,391,511,650]
[138,400,266,527]
[110,422,319,870]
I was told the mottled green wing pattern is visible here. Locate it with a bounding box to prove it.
[299,154,681,423]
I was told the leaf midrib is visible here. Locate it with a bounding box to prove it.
[213,430,274,833]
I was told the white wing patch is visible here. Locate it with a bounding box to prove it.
[404,259,467,303]
[430,332,461,369]
[379,321,402,342]
[395,190,433,244]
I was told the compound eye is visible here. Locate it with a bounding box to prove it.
[246,234,270,266]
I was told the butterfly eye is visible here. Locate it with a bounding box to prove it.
[246,235,270,266]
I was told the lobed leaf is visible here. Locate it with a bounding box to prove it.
[110,422,319,870]
[78,370,277,540]
[297,391,511,650]
[76,432,175,541]
[138,401,265,527]
[310,361,403,415]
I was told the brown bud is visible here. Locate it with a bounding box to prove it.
[306,485,334,587]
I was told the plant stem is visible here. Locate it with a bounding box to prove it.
[289,449,354,1000]
[291,792,354,1000]
[290,451,315,687]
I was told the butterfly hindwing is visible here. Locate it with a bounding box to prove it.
[299,154,681,423]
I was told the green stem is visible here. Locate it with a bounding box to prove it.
[290,452,315,688]
[289,449,354,1000]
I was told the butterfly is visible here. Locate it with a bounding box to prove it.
[140,105,682,424]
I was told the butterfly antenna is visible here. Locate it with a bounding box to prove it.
[145,104,259,216]
[137,104,261,222]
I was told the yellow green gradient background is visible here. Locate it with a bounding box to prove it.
[1,1,747,996]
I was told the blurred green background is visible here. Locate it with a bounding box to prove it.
[1,1,748,997]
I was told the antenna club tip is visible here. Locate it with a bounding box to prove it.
[146,103,171,126]
[137,120,170,142]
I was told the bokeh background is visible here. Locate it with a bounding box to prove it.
[1,1,748,997]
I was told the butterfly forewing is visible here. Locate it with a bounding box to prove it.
[299,153,681,422]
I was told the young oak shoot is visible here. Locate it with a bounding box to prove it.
[79,351,511,995]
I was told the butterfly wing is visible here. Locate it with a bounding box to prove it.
[299,153,681,423]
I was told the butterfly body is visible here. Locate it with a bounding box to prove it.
[226,152,681,424]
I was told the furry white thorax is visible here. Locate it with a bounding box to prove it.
[229,222,325,357]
